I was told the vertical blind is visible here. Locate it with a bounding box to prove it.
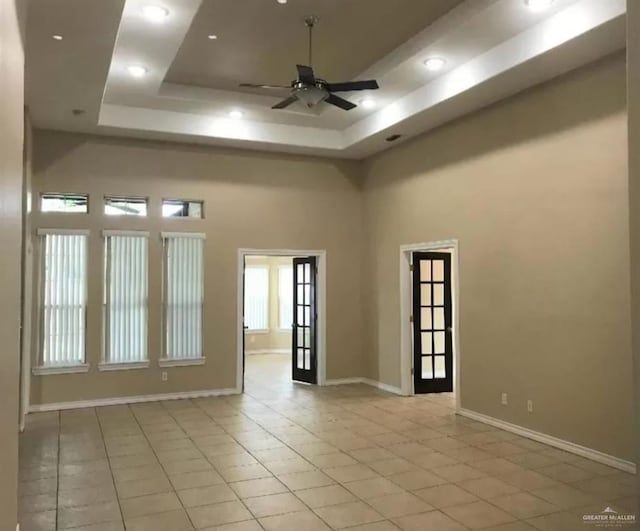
[40,231,88,367]
[244,266,269,330]
[278,265,293,329]
[104,232,148,364]
[163,233,204,360]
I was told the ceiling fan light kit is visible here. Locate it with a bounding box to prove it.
[239,15,380,112]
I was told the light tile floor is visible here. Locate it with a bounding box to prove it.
[19,354,638,530]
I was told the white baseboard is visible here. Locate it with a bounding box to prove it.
[362,378,404,395]
[245,349,290,355]
[458,408,636,474]
[325,377,365,386]
[324,377,404,396]
[28,388,240,413]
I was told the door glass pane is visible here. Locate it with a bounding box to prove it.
[297,264,305,282]
[433,308,445,330]
[297,327,304,347]
[304,306,310,325]
[304,328,310,348]
[434,331,445,354]
[421,308,432,329]
[304,263,310,282]
[297,306,305,325]
[420,284,431,306]
[297,284,304,304]
[304,284,310,304]
[434,356,446,378]
[421,356,433,379]
[420,260,431,281]
[297,349,304,368]
[433,284,444,306]
[421,332,432,354]
[305,350,310,370]
[432,260,444,281]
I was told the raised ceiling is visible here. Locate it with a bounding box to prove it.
[26,0,626,159]
[165,0,463,93]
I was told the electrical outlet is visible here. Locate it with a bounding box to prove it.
[527,400,533,413]
[501,393,508,406]
[162,372,168,382]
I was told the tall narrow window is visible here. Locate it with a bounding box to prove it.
[278,265,293,330]
[102,231,149,369]
[244,266,269,331]
[36,229,89,373]
[162,233,205,366]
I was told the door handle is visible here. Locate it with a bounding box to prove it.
[446,326,453,332]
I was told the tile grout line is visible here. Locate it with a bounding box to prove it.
[94,406,126,530]
[55,410,61,531]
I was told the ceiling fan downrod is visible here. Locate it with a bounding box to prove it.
[304,16,319,67]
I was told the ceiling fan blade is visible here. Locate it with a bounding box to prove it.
[239,83,290,90]
[325,94,356,111]
[326,80,379,92]
[296,64,316,84]
[272,95,298,110]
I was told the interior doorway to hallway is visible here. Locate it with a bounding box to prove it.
[237,249,327,394]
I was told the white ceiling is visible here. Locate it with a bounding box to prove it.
[26,0,626,159]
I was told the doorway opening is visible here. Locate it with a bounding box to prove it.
[237,249,326,394]
[400,241,460,409]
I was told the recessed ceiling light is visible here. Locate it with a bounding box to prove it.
[207,34,218,40]
[142,5,169,22]
[229,110,244,119]
[52,34,63,41]
[127,65,148,78]
[524,0,554,12]
[360,98,376,109]
[423,57,446,72]
[277,0,288,4]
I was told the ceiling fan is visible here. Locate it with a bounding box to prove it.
[239,16,379,111]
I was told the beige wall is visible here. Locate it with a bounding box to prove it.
[627,1,640,477]
[362,54,635,461]
[30,132,365,404]
[245,255,293,354]
[0,0,24,527]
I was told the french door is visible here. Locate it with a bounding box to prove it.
[292,257,317,384]
[412,252,453,393]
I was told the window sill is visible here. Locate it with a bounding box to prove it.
[32,364,90,376]
[159,357,206,368]
[245,329,269,335]
[98,361,150,372]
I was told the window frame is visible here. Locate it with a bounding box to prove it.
[33,228,90,375]
[39,192,89,214]
[244,264,270,333]
[100,229,150,371]
[160,232,206,367]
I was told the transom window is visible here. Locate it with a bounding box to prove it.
[40,193,88,213]
[104,196,148,217]
[162,199,204,219]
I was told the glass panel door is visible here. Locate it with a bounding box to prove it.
[292,257,317,384]
[412,252,453,393]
